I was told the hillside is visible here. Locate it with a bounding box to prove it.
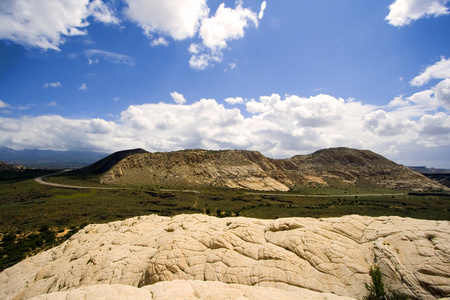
[76,147,447,192]
[74,148,149,174]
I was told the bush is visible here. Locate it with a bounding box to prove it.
[363,266,409,300]
[38,224,49,232]
[2,232,16,243]
[364,266,386,300]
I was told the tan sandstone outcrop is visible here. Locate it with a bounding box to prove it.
[29,281,356,300]
[1,214,449,299]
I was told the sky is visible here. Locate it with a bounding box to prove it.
[0,0,450,168]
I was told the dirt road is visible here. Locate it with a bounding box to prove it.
[35,172,121,190]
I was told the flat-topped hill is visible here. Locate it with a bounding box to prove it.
[76,147,446,192]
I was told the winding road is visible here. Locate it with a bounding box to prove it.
[35,172,407,197]
[35,172,122,190]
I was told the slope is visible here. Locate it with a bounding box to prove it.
[90,147,446,192]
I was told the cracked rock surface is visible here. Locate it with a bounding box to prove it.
[1,214,449,299]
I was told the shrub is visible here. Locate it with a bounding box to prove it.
[363,266,409,300]
[364,266,386,300]
[38,224,49,232]
[2,232,16,243]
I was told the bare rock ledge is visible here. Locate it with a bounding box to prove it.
[1,214,449,299]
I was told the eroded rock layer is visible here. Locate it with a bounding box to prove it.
[95,148,446,191]
[1,214,449,299]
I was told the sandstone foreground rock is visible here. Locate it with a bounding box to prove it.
[1,214,449,299]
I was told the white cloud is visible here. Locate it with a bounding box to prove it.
[225,97,244,105]
[386,0,450,27]
[388,95,411,108]
[2,70,450,166]
[85,49,135,66]
[170,92,187,105]
[79,83,87,90]
[410,57,450,86]
[0,120,22,132]
[88,58,99,65]
[408,78,450,110]
[89,118,115,134]
[363,109,415,136]
[88,0,119,24]
[405,57,450,111]
[189,50,222,70]
[259,1,267,20]
[419,112,450,137]
[0,0,118,50]
[434,78,450,108]
[150,37,169,47]
[48,101,58,107]
[199,2,258,51]
[43,82,62,88]
[124,0,209,40]
[0,100,10,108]
[188,2,258,70]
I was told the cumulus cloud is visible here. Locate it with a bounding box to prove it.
[124,0,209,40]
[190,1,258,70]
[0,92,449,166]
[0,120,22,132]
[89,118,115,134]
[170,92,187,105]
[410,57,450,86]
[88,0,119,24]
[388,95,411,108]
[408,78,450,111]
[1,0,258,69]
[0,94,375,156]
[188,49,222,70]
[199,2,258,51]
[419,112,450,137]
[43,82,62,88]
[404,57,450,111]
[386,0,450,27]
[85,49,135,66]
[79,83,87,90]
[0,0,118,50]
[225,97,245,105]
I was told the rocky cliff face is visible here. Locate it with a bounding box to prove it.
[1,214,449,299]
[97,148,446,192]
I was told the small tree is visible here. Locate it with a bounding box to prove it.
[363,266,409,300]
[364,266,386,300]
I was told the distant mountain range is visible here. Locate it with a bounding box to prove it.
[407,166,450,174]
[0,147,107,168]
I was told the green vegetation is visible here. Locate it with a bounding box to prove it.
[363,266,409,300]
[0,171,449,271]
[0,223,84,271]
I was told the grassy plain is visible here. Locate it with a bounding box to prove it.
[0,171,449,271]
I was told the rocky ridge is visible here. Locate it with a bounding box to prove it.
[96,148,446,191]
[1,214,449,299]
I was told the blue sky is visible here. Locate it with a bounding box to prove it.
[1,0,450,167]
